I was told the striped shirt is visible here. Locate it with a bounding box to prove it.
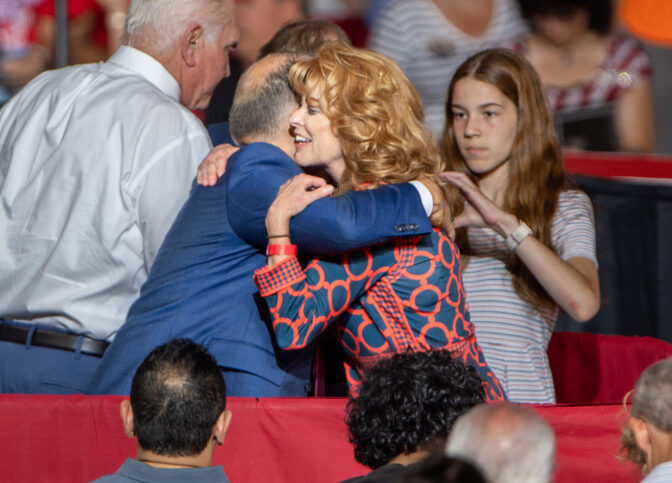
[462,190,597,404]
[512,33,651,112]
[368,0,527,139]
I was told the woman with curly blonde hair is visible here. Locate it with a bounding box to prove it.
[253,41,505,401]
[440,48,600,404]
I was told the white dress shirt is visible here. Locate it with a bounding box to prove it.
[0,46,212,340]
[642,461,672,482]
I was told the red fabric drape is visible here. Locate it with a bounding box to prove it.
[0,394,642,483]
[549,332,672,405]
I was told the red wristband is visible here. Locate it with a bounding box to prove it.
[266,244,297,256]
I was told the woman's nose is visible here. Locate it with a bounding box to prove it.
[289,107,302,126]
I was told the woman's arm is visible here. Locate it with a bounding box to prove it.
[614,77,656,152]
[441,171,600,321]
[255,174,395,349]
[264,174,334,266]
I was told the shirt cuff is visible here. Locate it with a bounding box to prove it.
[254,257,306,297]
[409,180,433,216]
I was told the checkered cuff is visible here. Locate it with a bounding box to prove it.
[254,257,306,296]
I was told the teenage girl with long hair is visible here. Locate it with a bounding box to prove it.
[440,48,600,403]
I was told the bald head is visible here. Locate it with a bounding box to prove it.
[446,403,556,483]
[229,53,302,148]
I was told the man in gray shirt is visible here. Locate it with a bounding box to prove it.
[93,338,232,483]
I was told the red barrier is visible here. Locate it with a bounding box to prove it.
[0,395,642,483]
[563,151,672,179]
[548,332,672,404]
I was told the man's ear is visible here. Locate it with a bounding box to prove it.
[630,416,652,465]
[214,409,233,445]
[181,23,203,68]
[120,399,135,439]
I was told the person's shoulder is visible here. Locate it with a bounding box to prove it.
[606,32,651,71]
[232,142,294,164]
[558,189,591,206]
[608,31,647,54]
[556,189,594,216]
[223,142,298,185]
[340,464,406,483]
[111,84,207,138]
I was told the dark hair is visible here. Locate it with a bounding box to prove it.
[399,454,488,483]
[346,350,485,469]
[519,0,613,35]
[259,19,351,58]
[130,338,226,456]
[441,48,569,310]
[230,53,301,143]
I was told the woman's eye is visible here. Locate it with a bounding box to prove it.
[307,107,320,115]
[484,111,498,118]
[452,111,466,119]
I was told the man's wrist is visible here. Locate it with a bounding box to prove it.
[409,180,434,216]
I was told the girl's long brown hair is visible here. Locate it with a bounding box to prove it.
[440,48,570,310]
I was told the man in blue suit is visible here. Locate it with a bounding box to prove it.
[89,53,436,397]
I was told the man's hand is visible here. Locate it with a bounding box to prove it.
[418,177,455,240]
[196,143,240,186]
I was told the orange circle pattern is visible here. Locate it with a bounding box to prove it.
[260,228,505,401]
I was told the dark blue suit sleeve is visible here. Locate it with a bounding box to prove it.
[226,143,432,253]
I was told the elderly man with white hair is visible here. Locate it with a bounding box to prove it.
[621,357,672,482]
[0,0,239,394]
[446,402,556,483]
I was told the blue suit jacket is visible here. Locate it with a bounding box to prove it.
[88,142,431,396]
[207,122,234,146]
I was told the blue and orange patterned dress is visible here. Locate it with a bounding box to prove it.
[254,227,505,401]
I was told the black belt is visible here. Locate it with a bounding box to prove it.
[0,323,109,357]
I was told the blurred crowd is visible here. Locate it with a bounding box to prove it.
[4,0,670,153]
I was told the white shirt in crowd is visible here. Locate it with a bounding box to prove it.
[368,0,526,139]
[0,46,211,340]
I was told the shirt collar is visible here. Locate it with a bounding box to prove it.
[118,459,229,482]
[107,46,181,102]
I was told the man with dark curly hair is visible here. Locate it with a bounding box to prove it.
[342,350,486,483]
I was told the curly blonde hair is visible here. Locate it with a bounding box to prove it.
[288,41,443,194]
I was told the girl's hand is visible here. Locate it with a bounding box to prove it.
[440,171,518,238]
[266,174,335,237]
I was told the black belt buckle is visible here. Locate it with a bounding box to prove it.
[0,323,109,357]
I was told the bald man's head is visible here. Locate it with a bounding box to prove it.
[229,53,302,147]
[447,403,556,483]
